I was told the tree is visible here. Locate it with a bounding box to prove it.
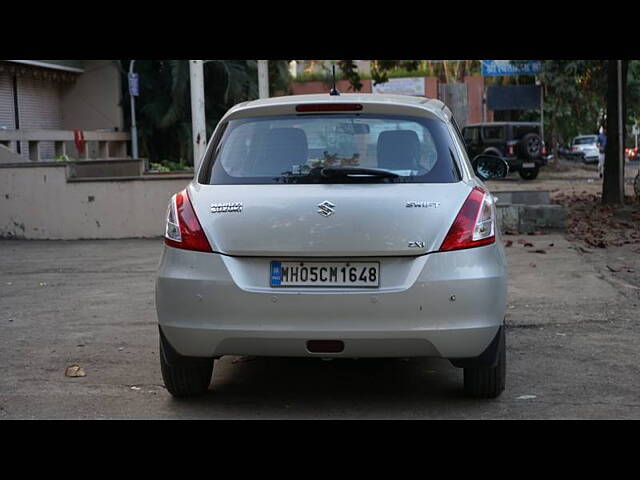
[119,60,292,167]
[602,60,628,205]
[513,60,607,151]
[513,59,638,205]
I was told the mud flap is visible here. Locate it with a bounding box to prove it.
[158,326,217,366]
[449,324,504,369]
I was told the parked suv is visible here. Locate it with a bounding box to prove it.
[156,94,509,399]
[462,122,547,180]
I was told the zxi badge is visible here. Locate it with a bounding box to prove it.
[317,201,336,217]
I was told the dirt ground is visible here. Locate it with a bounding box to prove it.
[489,158,640,298]
[486,158,639,197]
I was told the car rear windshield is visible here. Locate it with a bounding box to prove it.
[201,114,462,184]
[573,136,598,145]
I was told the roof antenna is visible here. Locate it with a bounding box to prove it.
[329,65,340,96]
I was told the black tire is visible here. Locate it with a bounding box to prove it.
[160,333,214,398]
[519,166,540,180]
[518,133,542,160]
[463,327,506,399]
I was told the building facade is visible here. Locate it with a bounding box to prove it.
[0,60,124,161]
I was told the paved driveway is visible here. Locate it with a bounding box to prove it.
[1,236,639,419]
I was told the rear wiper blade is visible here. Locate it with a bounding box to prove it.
[320,167,399,178]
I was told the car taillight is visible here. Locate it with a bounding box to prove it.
[507,145,514,156]
[295,103,363,112]
[542,144,547,155]
[164,189,213,253]
[439,187,495,252]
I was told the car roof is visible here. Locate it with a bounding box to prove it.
[224,93,449,121]
[464,122,541,128]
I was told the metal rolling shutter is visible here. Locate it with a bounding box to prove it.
[0,73,15,131]
[17,76,63,159]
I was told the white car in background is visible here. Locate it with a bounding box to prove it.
[155,93,509,399]
[571,135,600,164]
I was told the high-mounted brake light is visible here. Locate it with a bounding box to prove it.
[296,103,363,112]
[164,189,213,253]
[439,187,495,252]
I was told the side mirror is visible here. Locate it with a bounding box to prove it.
[472,154,509,181]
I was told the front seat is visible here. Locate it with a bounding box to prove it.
[377,130,421,170]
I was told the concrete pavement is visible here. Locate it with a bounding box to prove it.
[0,236,639,419]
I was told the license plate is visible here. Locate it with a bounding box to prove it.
[522,162,535,168]
[270,261,380,288]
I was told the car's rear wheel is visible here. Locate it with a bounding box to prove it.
[463,327,506,399]
[159,330,214,398]
[519,166,540,180]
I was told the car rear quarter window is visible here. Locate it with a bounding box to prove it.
[463,127,479,143]
[202,113,462,185]
[573,136,598,145]
[482,126,505,141]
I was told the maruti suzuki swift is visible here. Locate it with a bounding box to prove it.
[155,93,509,398]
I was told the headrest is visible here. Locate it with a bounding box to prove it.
[376,130,421,170]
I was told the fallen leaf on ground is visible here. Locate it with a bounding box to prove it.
[504,230,519,235]
[65,365,86,377]
[504,240,513,247]
[548,243,555,247]
[529,249,547,254]
[524,242,534,247]
[606,265,621,272]
[529,263,537,268]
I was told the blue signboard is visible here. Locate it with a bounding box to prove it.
[482,60,542,76]
[128,73,139,96]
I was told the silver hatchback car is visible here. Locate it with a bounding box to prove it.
[156,94,508,398]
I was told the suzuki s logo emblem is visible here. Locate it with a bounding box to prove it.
[317,201,336,217]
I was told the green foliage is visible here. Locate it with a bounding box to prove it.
[334,60,481,90]
[370,60,421,86]
[509,60,639,146]
[121,60,292,166]
[337,60,363,92]
[149,159,193,172]
[509,60,608,146]
[149,162,171,173]
[627,60,640,123]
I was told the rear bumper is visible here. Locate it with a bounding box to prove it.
[155,244,507,359]
[505,156,547,170]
